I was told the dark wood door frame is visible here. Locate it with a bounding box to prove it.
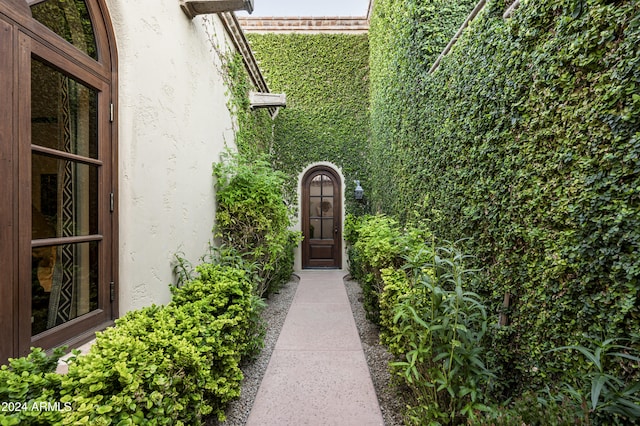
[0,14,17,364]
[0,0,118,363]
[301,166,342,269]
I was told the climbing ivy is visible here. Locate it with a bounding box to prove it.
[368,0,478,217]
[222,52,274,161]
[369,0,640,399]
[245,33,370,214]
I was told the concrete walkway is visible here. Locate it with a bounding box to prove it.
[246,270,384,426]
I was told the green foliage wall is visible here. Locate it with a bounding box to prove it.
[368,0,640,394]
[223,53,275,161]
[368,0,479,215]
[246,34,370,214]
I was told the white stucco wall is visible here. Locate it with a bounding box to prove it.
[105,0,237,314]
[294,162,348,271]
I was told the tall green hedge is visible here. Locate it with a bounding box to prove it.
[246,33,370,214]
[368,0,479,216]
[368,0,640,395]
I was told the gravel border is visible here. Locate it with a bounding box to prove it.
[212,274,300,426]
[212,273,405,426]
[343,275,405,426]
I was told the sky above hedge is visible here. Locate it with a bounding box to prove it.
[237,0,370,17]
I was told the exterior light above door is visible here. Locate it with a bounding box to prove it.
[354,180,364,200]
[180,0,254,19]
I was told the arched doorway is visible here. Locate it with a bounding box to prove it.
[301,166,342,269]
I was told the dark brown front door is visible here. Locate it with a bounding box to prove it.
[302,167,342,269]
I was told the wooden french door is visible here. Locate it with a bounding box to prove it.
[0,0,117,363]
[302,166,342,269]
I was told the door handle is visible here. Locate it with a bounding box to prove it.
[334,226,338,234]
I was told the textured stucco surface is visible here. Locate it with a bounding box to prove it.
[105,0,236,314]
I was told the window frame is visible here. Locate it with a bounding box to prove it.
[0,0,118,362]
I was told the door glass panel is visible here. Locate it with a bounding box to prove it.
[31,60,98,158]
[319,199,333,218]
[310,196,322,217]
[31,241,99,335]
[321,174,333,196]
[30,0,98,60]
[321,219,334,239]
[308,173,335,240]
[310,218,321,239]
[310,174,322,196]
[32,154,99,239]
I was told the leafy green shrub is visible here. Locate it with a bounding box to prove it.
[171,263,266,360]
[57,264,261,425]
[545,338,640,425]
[389,245,495,425]
[346,214,434,324]
[0,264,264,425]
[481,338,640,426]
[347,214,495,424]
[60,318,214,425]
[213,150,301,297]
[479,391,587,426]
[345,214,367,283]
[0,347,67,425]
[378,267,414,356]
[345,214,403,323]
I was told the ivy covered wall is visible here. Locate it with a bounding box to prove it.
[369,0,640,394]
[369,0,478,214]
[245,33,370,214]
[222,53,275,161]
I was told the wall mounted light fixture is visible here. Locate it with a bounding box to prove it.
[354,180,364,200]
[180,0,254,19]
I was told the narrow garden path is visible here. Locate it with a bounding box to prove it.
[246,270,384,425]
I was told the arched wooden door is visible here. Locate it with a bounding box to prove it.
[302,167,342,269]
